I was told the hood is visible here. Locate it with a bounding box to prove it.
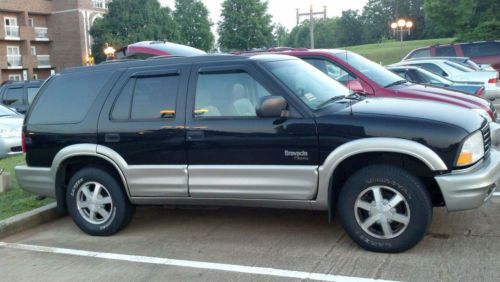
[349,97,484,133]
[0,115,24,129]
[390,83,493,117]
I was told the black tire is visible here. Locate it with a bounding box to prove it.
[66,167,135,236]
[337,165,432,253]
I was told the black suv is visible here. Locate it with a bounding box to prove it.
[16,55,500,253]
[0,80,43,113]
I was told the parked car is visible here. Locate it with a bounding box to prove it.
[391,59,500,100]
[114,41,206,59]
[403,41,500,71]
[235,49,497,121]
[0,104,23,158]
[387,65,485,96]
[16,54,499,253]
[402,56,495,71]
[0,80,43,114]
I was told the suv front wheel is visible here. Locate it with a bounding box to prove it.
[338,165,432,253]
[66,167,135,236]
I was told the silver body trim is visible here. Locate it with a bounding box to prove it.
[189,165,318,200]
[15,165,54,197]
[435,147,500,211]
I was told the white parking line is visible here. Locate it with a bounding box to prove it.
[0,242,399,282]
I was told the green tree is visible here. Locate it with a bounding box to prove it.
[218,0,274,51]
[90,0,179,63]
[174,0,214,51]
[333,10,364,47]
[273,23,288,47]
[286,18,337,48]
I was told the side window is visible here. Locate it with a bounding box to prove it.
[27,87,40,104]
[304,58,355,82]
[194,71,271,118]
[3,87,24,106]
[112,75,179,121]
[408,48,430,58]
[462,42,500,57]
[435,46,457,57]
[416,63,447,77]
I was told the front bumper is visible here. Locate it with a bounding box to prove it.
[0,136,22,158]
[15,165,55,197]
[435,148,500,211]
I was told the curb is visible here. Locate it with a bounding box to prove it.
[0,202,62,239]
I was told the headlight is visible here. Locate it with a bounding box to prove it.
[456,131,484,167]
[472,109,493,122]
[0,128,21,138]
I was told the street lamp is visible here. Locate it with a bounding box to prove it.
[103,43,115,60]
[391,19,413,60]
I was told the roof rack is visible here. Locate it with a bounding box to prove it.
[145,55,185,60]
[98,59,140,65]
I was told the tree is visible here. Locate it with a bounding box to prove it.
[90,0,179,63]
[273,23,288,47]
[218,0,274,51]
[333,10,364,47]
[174,0,214,51]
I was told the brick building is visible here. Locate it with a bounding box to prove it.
[0,0,110,82]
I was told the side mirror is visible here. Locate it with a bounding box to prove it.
[345,79,364,93]
[256,96,287,118]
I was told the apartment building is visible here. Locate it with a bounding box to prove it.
[0,0,110,82]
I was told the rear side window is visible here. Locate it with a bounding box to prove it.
[29,71,111,124]
[111,75,179,120]
[3,87,23,106]
[415,63,447,77]
[462,42,500,57]
[408,48,430,58]
[435,46,456,56]
[27,87,40,104]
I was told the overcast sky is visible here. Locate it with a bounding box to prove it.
[160,0,368,37]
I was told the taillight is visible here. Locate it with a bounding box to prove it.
[476,87,485,97]
[488,78,498,84]
[21,131,26,153]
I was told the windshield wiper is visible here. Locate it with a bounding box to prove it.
[384,80,407,88]
[317,96,347,109]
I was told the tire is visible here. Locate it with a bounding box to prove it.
[337,165,432,253]
[66,167,135,236]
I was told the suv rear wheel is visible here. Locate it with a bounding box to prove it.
[338,165,432,253]
[66,167,135,236]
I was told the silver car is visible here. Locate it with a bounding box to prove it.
[0,105,23,158]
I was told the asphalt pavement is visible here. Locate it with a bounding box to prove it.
[1,197,500,282]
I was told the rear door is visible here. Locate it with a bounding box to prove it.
[98,64,190,197]
[185,61,319,200]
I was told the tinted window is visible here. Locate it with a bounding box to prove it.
[436,46,457,56]
[304,58,356,82]
[415,63,447,77]
[111,80,134,120]
[408,48,430,58]
[194,72,271,118]
[29,71,111,124]
[27,87,40,104]
[391,69,413,82]
[131,75,178,120]
[462,42,500,57]
[3,87,23,106]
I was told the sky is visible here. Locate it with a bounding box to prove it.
[160,0,368,37]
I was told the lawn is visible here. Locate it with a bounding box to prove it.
[0,154,53,220]
[345,38,456,65]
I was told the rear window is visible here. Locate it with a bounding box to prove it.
[29,71,111,124]
[3,87,24,106]
[462,42,500,57]
[407,48,430,59]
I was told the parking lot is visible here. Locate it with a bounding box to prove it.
[1,196,499,282]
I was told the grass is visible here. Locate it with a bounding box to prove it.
[345,38,456,65]
[0,155,53,220]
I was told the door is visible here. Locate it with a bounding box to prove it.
[98,65,189,197]
[186,62,319,200]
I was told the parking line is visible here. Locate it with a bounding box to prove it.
[0,242,398,282]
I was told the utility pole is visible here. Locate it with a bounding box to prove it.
[296,5,327,49]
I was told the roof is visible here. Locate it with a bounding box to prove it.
[62,54,297,74]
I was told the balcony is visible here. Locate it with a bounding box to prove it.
[4,26,20,39]
[34,27,49,41]
[37,55,51,68]
[7,55,22,69]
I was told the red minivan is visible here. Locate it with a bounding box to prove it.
[234,49,497,121]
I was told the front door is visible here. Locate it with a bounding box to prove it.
[98,65,189,197]
[186,62,319,200]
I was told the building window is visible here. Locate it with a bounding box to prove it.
[92,0,110,9]
[32,74,38,80]
[31,46,37,55]
[4,17,19,38]
[8,74,22,81]
[28,18,34,27]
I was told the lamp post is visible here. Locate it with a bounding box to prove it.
[103,43,116,61]
[296,5,327,49]
[391,19,413,60]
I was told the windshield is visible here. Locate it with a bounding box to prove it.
[0,104,18,116]
[264,59,349,110]
[334,51,405,87]
[416,68,453,84]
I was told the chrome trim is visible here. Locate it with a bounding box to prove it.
[188,165,318,200]
[312,137,448,209]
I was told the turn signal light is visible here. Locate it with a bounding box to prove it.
[456,152,473,166]
[21,131,26,153]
